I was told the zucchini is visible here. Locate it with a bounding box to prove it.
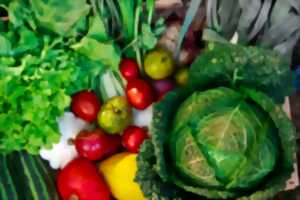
[0,152,59,200]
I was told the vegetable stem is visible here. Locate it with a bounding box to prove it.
[121,38,139,52]
[146,0,155,25]
[134,0,143,71]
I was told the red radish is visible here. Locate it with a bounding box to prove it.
[126,79,154,110]
[152,79,175,100]
[122,126,149,153]
[71,91,101,122]
[57,158,110,200]
[119,58,140,81]
[75,129,122,161]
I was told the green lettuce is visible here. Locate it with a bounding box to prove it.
[136,43,296,200]
[0,31,106,154]
[0,0,123,154]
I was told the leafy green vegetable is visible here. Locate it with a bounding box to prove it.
[189,43,295,103]
[170,87,278,191]
[30,0,90,36]
[87,15,108,42]
[0,31,105,154]
[117,0,135,42]
[8,0,37,30]
[136,43,296,200]
[136,140,185,200]
[90,0,165,66]
[0,0,125,154]
[71,37,121,70]
[140,24,157,50]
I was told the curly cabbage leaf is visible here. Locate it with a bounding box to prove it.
[189,43,295,103]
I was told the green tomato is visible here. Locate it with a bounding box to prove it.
[98,96,132,134]
[144,49,175,80]
[175,68,188,86]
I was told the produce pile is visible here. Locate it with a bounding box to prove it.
[0,0,299,200]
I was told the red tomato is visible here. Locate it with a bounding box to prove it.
[126,79,154,110]
[57,158,110,200]
[75,129,122,161]
[122,126,149,153]
[119,58,140,81]
[71,91,101,122]
[152,79,175,100]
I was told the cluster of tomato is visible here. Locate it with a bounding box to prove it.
[57,49,186,200]
[71,89,148,157]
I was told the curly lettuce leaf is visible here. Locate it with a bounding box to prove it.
[0,33,106,154]
[8,0,37,30]
[189,43,295,103]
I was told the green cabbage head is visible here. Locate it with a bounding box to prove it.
[136,43,296,200]
[170,87,278,190]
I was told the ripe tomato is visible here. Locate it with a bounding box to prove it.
[122,126,149,153]
[126,79,154,110]
[75,129,122,161]
[71,91,101,122]
[57,158,110,200]
[119,58,140,81]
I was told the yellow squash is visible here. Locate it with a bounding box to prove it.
[99,152,146,200]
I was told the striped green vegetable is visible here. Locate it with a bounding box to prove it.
[0,152,59,200]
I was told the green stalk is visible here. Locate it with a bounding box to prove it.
[105,0,121,25]
[97,0,109,32]
[146,0,155,25]
[90,0,98,15]
[121,37,139,52]
[117,0,135,42]
[134,0,143,71]
[105,0,122,37]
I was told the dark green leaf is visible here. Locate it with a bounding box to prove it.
[189,43,294,103]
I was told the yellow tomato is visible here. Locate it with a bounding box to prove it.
[99,152,146,200]
[144,49,175,80]
[175,68,188,86]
